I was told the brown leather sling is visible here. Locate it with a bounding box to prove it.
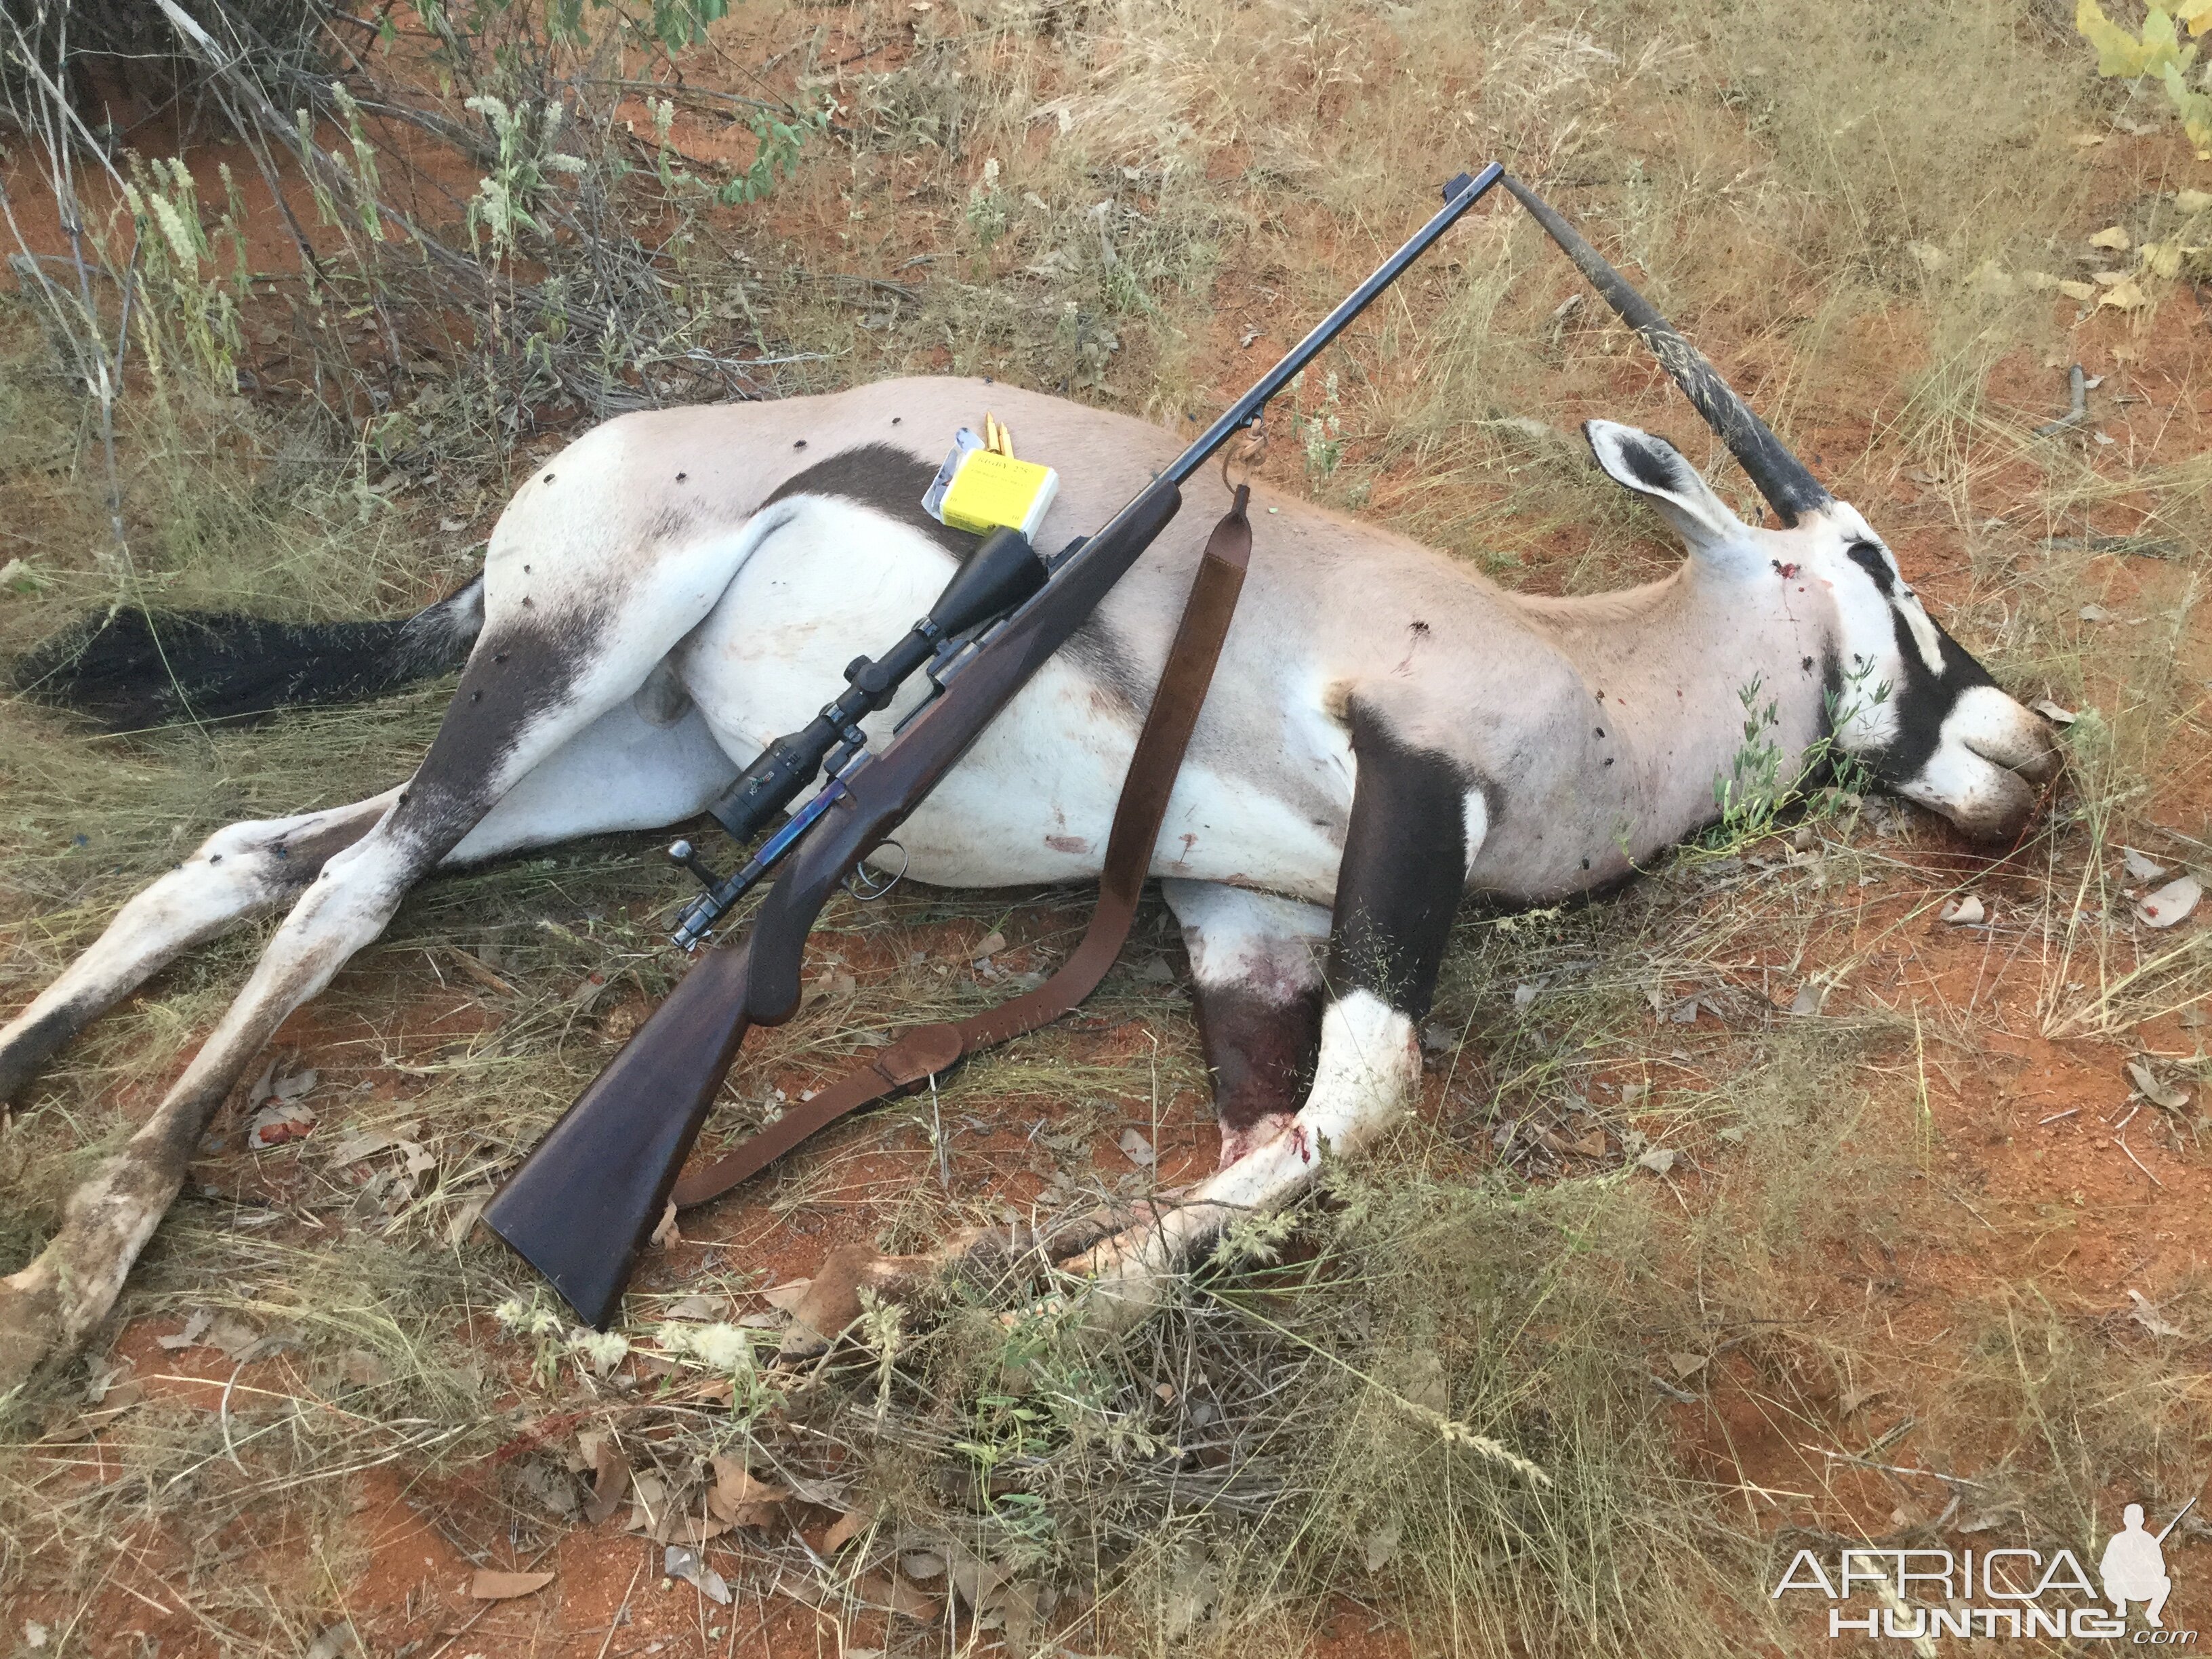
[670,486,1255,1209]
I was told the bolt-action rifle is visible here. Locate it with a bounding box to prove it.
[483,164,1508,1328]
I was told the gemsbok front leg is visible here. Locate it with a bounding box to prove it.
[1061,699,1479,1323]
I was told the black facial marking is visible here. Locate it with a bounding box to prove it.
[1328,701,1473,1019]
[1845,540,1894,595]
[1190,980,1324,1141]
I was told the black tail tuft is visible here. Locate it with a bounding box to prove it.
[12,575,486,733]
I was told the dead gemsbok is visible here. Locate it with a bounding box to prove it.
[0,181,2055,1382]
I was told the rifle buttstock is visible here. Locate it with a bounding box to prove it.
[482,937,756,1328]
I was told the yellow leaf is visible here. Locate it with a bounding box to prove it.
[2177,188,2212,211]
[2180,0,2212,33]
[2089,225,2132,249]
[2092,268,2129,284]
[2057,279,2098,300]
[2078,0,2191,76]
[2097,275,2152,309]
[2163,62,2212,148]
[471,1570,556,1600]
[2143,239,2185,277]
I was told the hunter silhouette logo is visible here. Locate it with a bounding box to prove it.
[2103,1499,2192,1629]
[1771,1495,2200,1642]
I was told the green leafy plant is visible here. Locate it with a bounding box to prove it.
[2077,0,2212,151]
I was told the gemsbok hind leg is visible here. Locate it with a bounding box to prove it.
[0,619,739,1385]
[1061,702,1477,1325]
[0,680,733,1110]
[0,790,403,1107]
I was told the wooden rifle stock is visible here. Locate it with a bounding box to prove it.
[482,937,756,1327]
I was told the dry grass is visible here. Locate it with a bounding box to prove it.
[5,0,2212,1654]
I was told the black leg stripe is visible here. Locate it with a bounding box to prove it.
[1327,700,1469,1019]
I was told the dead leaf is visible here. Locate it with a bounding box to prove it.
[2089,226,2131,250]
[271,1067,318,1101]
[2127,1288,2187,1339]
[1667,1351,1709,1380]
[2123,846,2170,882]
[801,967,857,1007]
[2126,1061,2190,1112]
[1636,1147,1679,1177]
[303,1623,356,1659]
[2080,603,2114,623]
[324,1130,401,1166]
[708,1455,793,1526]
[1788,983,1824,1017]
[761,1279,812,1313]
[1940,895,1986,925]
[649,1202,681,1248]
[158,1309,212,1351]
[2097,276,2151,310]
[2180,188,2212,213]
[1363,1515,1402,1572]
[2138,875,2202,928]
[857,1572,939,1620]
[625,1469,669,1534]
[665,1294,721,1322]
[445,1194,488,1247]
[1118,1127,1155,1167]
[1839,1382,1885,1415]
[822,1506,873,1553]
[2057,279,2098,302]
[205,1315,262,1359]
[664,1544,731,1605]
[469,1570,554,1601]
[2030,697,2078,725]
[972,930,1008,960]
[584,1439,630,1525]
[901,1549,947,1579]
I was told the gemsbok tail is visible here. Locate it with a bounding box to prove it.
[12,573,486,733]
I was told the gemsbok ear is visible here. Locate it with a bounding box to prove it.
[1583,419,1750,558]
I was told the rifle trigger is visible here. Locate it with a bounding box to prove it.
[846,840,907,900]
